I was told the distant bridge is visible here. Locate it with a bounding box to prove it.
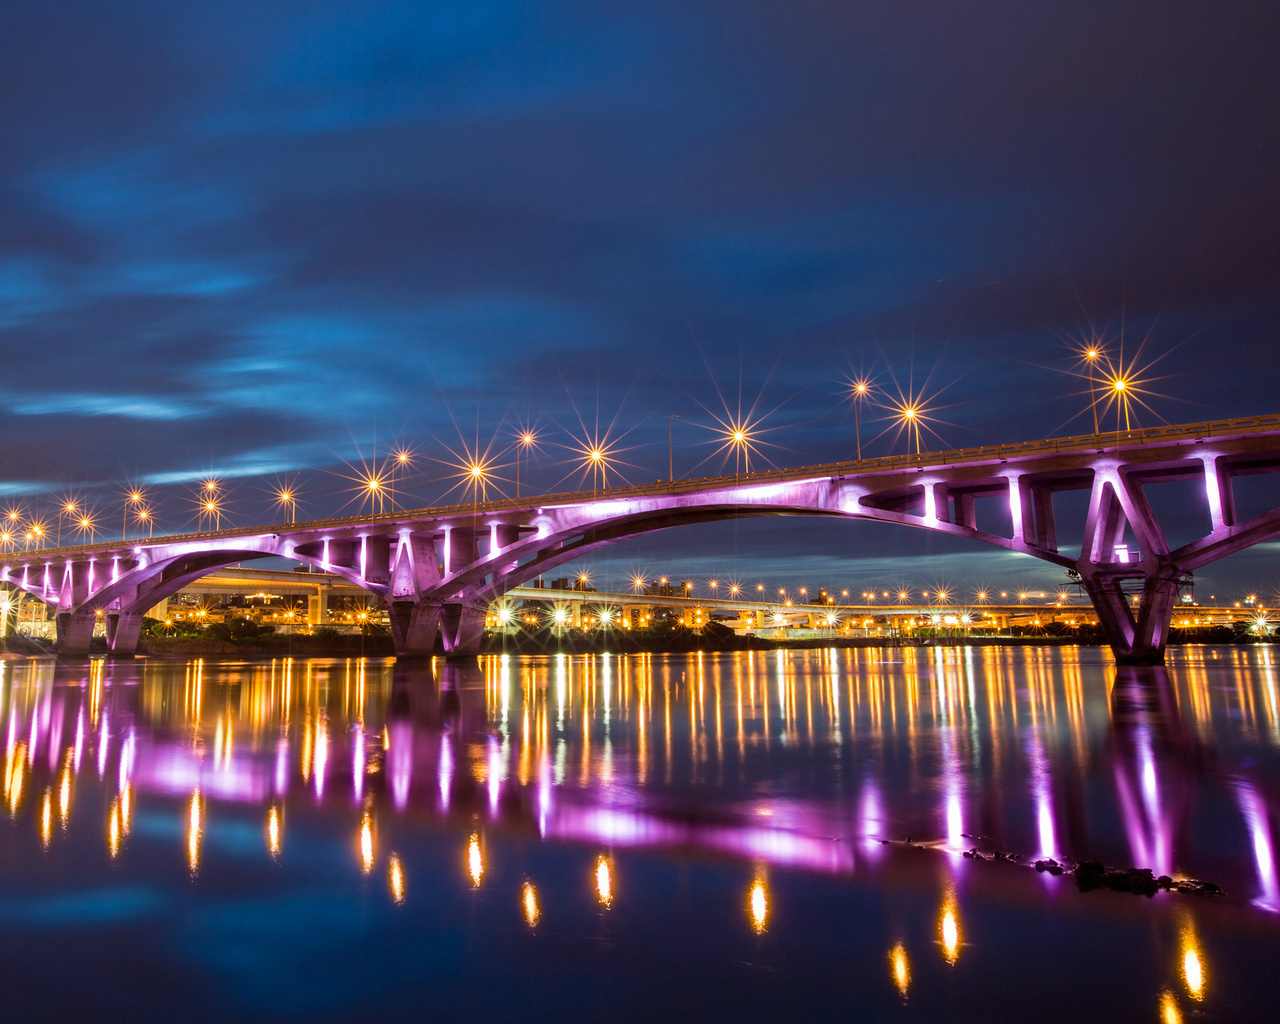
[3,414,1279,663]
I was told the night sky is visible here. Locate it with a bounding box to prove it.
[2,1,1279,596]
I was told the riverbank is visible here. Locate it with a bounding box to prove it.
[4,629,1273,659]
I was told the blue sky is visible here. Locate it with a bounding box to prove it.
[2,1,1278,597]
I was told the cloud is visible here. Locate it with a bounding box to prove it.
[3,391,204,421]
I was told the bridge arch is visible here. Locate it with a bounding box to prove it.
[4,414,1279,662]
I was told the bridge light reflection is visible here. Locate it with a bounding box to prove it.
[595,855,613,906]
[388,854,406,905]
[1160,991,1182,1024]
[40,788,53,847]
[1180,924,1205,999]
[267,804,282,857]
[889,943,911,997]
[522,880,540,927]
[467,833,484,887]
[748,875,768,933]
[359,812,375,874]
[939,894,961,964]
[187,789,203,874]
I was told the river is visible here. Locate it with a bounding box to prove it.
[0,646,1276,1021]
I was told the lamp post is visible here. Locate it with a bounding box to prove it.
[123,489,145,542]
[850,379,871,460]
[1085,348,1101,434]
[516,431,537,498]
[58,501,77,546]
[667,413,680,483]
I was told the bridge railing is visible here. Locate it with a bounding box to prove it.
[5,413,1278,563]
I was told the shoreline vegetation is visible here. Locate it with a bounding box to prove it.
[1,621,1274,659]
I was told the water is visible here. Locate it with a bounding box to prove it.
[0,646,1277,1022]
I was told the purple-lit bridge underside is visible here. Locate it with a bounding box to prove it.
[4,414,1279,663]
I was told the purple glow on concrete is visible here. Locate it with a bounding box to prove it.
[359,536,367,580]
[922,482,939,524]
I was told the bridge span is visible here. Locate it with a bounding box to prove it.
[3,413,1279,664]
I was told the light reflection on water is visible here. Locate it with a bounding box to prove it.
[0,646,1277,1021]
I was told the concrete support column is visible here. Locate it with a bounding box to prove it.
[389,600,442,657]
[1081,575,1136,659]
[444,528,477,576]
[363,535,391,585]
[308,587,329,627]
[441,603,486,658]
[106,611,144,656]
[0,589,16,638]
[1081,572,1178,664]
[493,525,520,549]
[928,482,950,524]
[56,609,97,656]
[1202,455,1237,530]
[1030,485,1057,551]
[1129,574,1181,664]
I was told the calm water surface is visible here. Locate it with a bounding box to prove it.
[0,646,1277,1022]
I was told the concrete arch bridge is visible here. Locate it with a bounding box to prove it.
[3,414,1279,664]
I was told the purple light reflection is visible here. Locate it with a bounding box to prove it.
[1236,780,1279,911]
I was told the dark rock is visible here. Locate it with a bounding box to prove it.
[1074,861,1107,892]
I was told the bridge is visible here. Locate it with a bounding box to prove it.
[2,413,1278,664]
